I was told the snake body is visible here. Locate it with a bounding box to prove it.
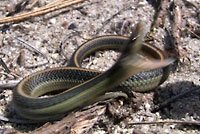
[13,27,171,121]
[69,35,169,91]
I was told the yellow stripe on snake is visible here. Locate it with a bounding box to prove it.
[13,23,174,121]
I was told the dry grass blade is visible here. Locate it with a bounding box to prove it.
[15,37,48,61]
[0,0,86,24]
[28,0,40,9]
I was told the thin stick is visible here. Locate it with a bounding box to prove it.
[27,0,40,9]
[0,115,37,124]
[128,120,200,126]
[15,37,49,61]
[0,58,10,73]
[185,27,200,39]
[0,0,86,24]
[44,0,67,8]
[171,0,183,57]
[25,61,48,69]
[150,0,168,31]
[0,80,19,89]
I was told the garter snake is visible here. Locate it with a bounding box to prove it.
[13,24,173,121]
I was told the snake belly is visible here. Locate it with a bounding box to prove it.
[13,34,170,121]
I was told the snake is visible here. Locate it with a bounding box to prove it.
[13,24,172,121]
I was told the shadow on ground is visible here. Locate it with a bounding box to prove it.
[153,81,200,120]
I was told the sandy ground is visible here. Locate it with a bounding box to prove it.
[0,0,200,133]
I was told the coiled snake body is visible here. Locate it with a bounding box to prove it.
[13,25,172,121]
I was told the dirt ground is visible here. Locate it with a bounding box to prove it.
[0,0,200,133]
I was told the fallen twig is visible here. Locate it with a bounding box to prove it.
[150,0,169,30]
[128,120,200,126]
[15,37,50,68]
[171,0,183,57]
[0,58,10,74]
[32,105,106,134]
[184,27,200,39]
[0,72,15,79]
[15,37,49,61]
[0,0,87,24]
[33,114,76,134]
[0,114,37,124]
[0,80,19,89]
[0,58,20,78]
[25,61,49,69]
[27,0,39,9]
